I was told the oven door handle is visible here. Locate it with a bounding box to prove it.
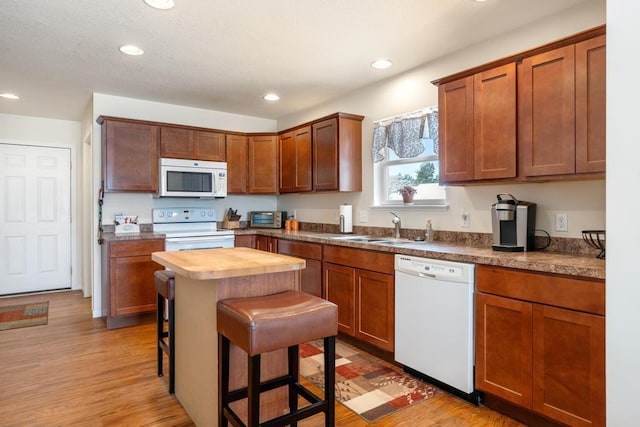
[166,236,234,244]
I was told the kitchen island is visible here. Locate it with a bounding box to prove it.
[151,247,305,426]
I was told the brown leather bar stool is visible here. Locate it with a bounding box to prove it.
[155,269,175,395]
[217,290,338,427]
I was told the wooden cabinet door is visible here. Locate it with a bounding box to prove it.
[520,45,575,177]
[248,135,278,194]
[234,234,255,248]
[575,35,606,174]
[160,126,194,159]
[279,126,312,193]
[355,269,394,352]
[226,134,248,194]
[532,305,605,427]
[312,118,339,191]
[438,76,474,182]
[475,292,533,408]
[277,239,322,297]
[474,63,517,180]
[110,255,161,317]
[324,262,356,336]
[255,235,277,253]
[301,259,322,298]
[194,131,226,161]
[103,120,159,192]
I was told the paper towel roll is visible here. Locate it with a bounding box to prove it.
[339,204,353,233]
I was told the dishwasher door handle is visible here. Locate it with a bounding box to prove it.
[418,272,436,279]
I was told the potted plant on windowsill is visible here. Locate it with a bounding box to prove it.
[398,186,417,205]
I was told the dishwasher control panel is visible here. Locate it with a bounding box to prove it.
[395,255,472,282]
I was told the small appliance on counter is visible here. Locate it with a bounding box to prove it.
[248,211,287,229]
[491,193,536,252]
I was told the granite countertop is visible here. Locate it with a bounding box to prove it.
[100,232,166,242]
[100,228,605,280]
[236,229,606,280]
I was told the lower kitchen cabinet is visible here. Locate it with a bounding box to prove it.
[102,238,165,329]
[255,235,277,253]
[234,234,255,248]
[323,245,394,352]
[277,239,322,297]
[475,265,605,427]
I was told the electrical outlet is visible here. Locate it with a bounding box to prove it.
[291,210,297,219]
[461,211,470,227]
[555,213,568,232]
[359,210,368,223]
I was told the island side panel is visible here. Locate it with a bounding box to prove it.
[175,270,301,427]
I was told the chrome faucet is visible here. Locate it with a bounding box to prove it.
[390,212,401,239]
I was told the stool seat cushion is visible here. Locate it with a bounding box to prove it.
[154,270,176,300]
[217,290,338,355]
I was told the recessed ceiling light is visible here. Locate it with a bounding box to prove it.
[144,0,175,10]
[119,45,145,56]
[371,59,392,70]
[0,93,20,100]
[263,93,280,101]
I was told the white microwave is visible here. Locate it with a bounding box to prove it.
[158,158,227,198]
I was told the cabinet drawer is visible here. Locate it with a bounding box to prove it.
[323,245,394,274]
[109,239,165,258]
[476,265,604,315]
[278,239,322,260]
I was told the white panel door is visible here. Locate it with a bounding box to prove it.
[0,144,71,295]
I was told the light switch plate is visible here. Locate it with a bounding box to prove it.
[359,210,368,223]
[461,211,470,227]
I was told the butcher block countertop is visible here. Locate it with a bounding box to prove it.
[151,247,305,280]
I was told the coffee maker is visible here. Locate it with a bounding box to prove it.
[491,193,536,252]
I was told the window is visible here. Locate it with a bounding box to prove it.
[372,108,446,206]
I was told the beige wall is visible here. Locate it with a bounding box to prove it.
[276,0,606,239]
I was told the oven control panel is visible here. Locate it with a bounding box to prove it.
[152,207,216,224]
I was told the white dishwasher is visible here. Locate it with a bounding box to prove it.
[394,254,477,402]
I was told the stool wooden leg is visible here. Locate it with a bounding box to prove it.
[324,336,336,427]
[168,298,175,395]
[156,293,164,378]
[218,334,230,427]
[248,354,261,427]
[288,344,299,427]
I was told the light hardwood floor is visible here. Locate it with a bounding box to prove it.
[0,290,522,426]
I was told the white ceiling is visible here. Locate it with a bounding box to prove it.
[0,0,594,122]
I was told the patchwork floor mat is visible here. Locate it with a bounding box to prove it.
[0,302,49,331]
[300,338,441,423]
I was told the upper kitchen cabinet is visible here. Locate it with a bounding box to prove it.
[438,63,516,183]
[225,134,249,194]
[312,113,364,192]
[160,126,226,161]
[248,135,278,194]
[279,126,312,193]
[98,116,159,193]
[519,45,576,177]
[575,35,606,174]
[434,26,606,184]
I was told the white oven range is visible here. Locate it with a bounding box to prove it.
[152,207,234,251]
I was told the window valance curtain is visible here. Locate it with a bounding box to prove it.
[372,107,438,162]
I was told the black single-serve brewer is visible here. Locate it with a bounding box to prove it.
[491,193,536,252]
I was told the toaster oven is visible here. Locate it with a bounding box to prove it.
[248,211,287,229]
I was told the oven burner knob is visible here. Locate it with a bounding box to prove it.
[201,211,206,216]
[158,212,165,218]
[207,211,214,217]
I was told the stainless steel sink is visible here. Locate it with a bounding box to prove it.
[328,235,419,245]
[329,235,389,243]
